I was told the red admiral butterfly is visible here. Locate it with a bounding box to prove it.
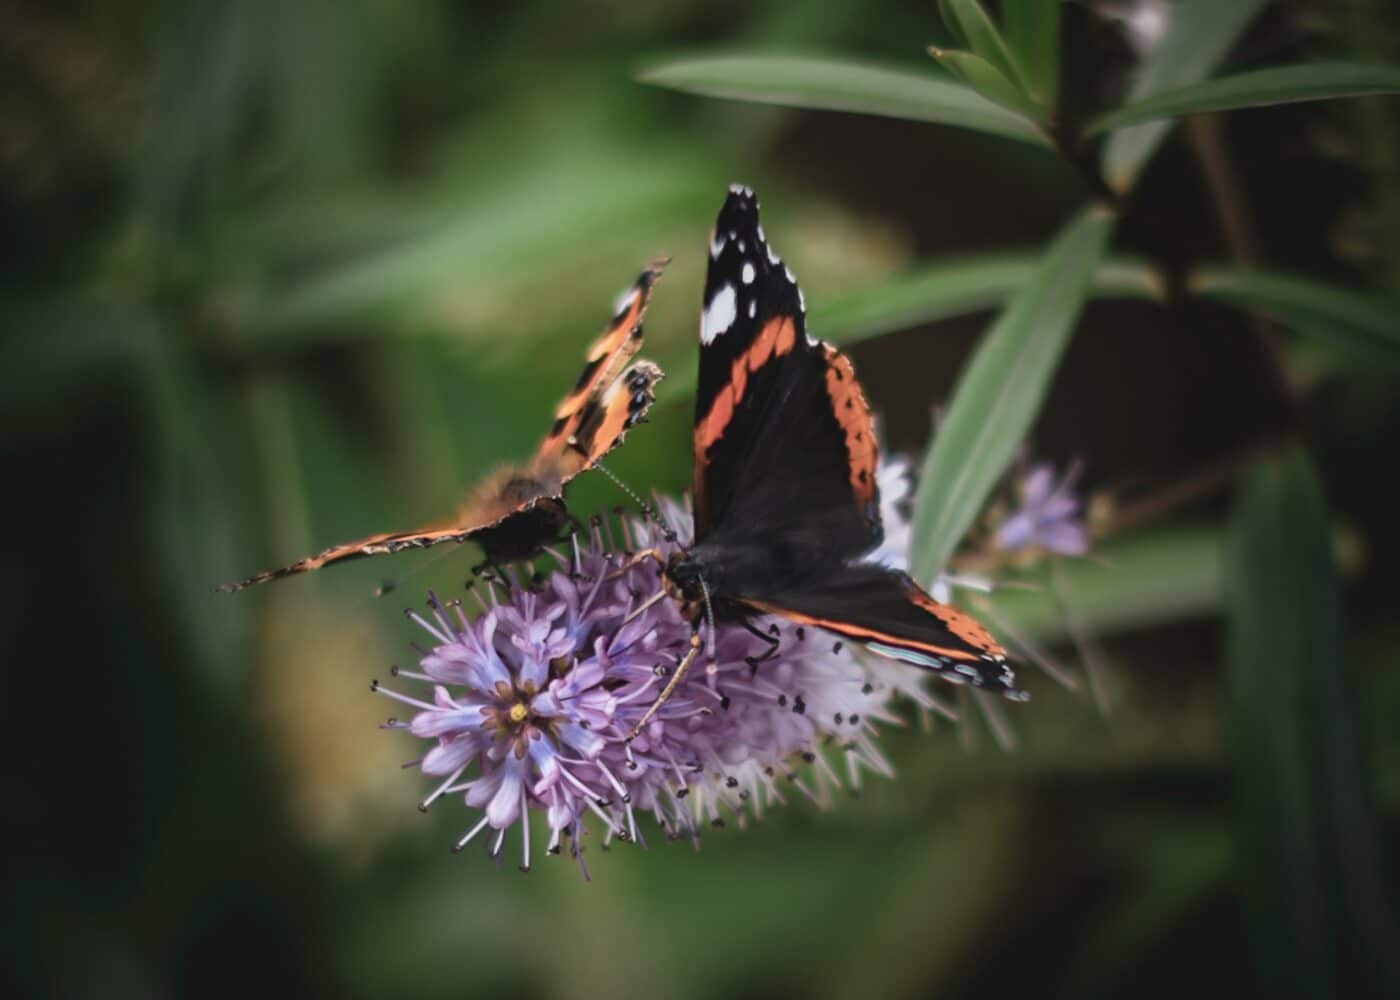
[221,259,667,592]
[627,187,1021,733]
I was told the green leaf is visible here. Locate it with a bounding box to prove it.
[1188,265,1400,357]
[1001,0,1060,107]
[936,0,1032,96]
[1227,449,1400,995]
[988,523,1225,642]
[638,54,1049,146]
[815,252,1161,346]
[653,251,1161,411]
[927,47,1040,119]
[1101,0,1271,193]
[909,205,1115,586]
[1086,62,1400,135]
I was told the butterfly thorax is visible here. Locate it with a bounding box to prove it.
[665,541,837,622]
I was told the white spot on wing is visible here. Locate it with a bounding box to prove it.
[747,300,756,318]
[710,234,726,259]
[741,262,755,284]
[612,286,637,317]
[700,284,737,345]
[766,244,779,266]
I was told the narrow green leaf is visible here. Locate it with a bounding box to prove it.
[1189,265,1400,356]
[815,252,1162,346]
[1086,62,1400,135]
[936,0,1032,95]
[1001,0,1060,107]
[1227,449,1400,995]
[653,251,1161,411]
[910,205,1115,586]
[928,47,1040,119]
[638,54,1049,146]
[988,523,1224,642]
[1101,0,1271,193]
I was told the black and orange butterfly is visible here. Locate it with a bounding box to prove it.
[628,188,1021,732]
[221,259,667,592]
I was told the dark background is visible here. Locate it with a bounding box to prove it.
[3,2,1397,997]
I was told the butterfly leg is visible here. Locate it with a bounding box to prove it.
[740,618,781,671]
[604,546,666,582]
[625,631,702,742]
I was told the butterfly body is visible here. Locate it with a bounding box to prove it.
[652,187,1022,700]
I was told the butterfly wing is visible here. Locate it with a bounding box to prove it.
[691,186,879,560]
[738,565,1024,696]
[532,258,667,485]
[216,519,524,592]
[221,262,667,591]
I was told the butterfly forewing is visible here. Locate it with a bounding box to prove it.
[691,186,880,559]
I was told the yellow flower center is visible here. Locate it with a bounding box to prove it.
[507,702,529,725]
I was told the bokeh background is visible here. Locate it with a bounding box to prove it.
[4,1,1398,997]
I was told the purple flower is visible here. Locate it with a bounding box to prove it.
[995,462,1089,557]
[374,489,951,875]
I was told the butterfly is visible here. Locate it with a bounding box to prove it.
[626,187,1022,733]
[220,259,668,592]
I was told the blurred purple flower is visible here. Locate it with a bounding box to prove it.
[375,487,948,875]
[995,462,1089,557]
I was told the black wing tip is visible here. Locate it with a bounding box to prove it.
[718,183,760,230]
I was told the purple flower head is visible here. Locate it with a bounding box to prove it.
[375,488,951,875]
[995,461,1089,557]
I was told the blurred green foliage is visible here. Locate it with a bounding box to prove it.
[4,1,1399,998]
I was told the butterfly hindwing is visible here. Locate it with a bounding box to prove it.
[738,565,1022,695]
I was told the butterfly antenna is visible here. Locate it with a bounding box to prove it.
[579,449,678,545]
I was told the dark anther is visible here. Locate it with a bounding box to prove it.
[390,665,401,676]
[778,694,788,707]
[849,714,860,724]
[795,627,806,640]
[725,776,738,788]
[676,787,689,799]
[622,793,632,804]
[370,680,381,692]
[793,696,806,715]
[519,865,532,873]
[738,790,750,800]
[653,664,670,677]
[548,845,561,855]
[801,751,816,763]
[711,818,725,829]
[764,766,775,777]
[832,642,843,654]
[861,682,874,694]
[768,624,781,636]
[599,798,613,808]
[719,695,731,710]
[834,713,844,725]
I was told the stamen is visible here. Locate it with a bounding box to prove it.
[420,764,469,811]
[404,609,450,645]
[519,789,531,872]
[370,680,438,713]
[452,815,492,852]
